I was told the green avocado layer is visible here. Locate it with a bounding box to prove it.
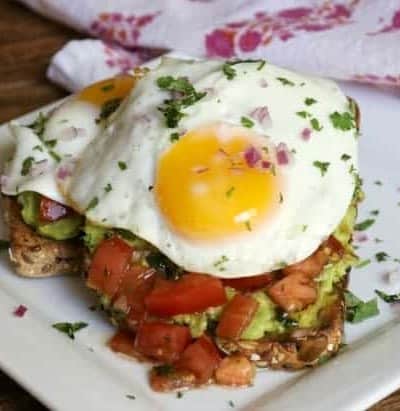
[18,191,83,240]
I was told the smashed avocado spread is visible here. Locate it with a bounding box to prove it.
[84,192,359,340]
[18,191,83,240]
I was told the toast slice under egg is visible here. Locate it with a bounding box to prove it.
[1,196,84,277]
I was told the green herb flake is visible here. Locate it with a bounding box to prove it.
[329,111,355,131]
[21,157,35,176]
[279,192,284,203]
[96,98,122,123]
[101,84,115,92]
[370,209,379,216]
[0,240,10,250]
[257,60,266,70]
[241,116,254,128]
[302,224,308,232]
[86,197,99,211]
[226,186,235,198]
[276,77,294,86]
[310,118,323,131]
[222,63,236,80]
[118,161,127,171]
[374,238,383,243]
[245,220,252,231]
[27,112,48,138]
[49,150,61,163]
[214,255,228,270]
[313,161,330,176]
[375,252,389,262]
[374,180,383,186]
[344,291,379,323]
[126,394,136,400]
[45,139,57,148]
[170,132,180,142]
[356,259,371,269]
[52,322,88,339]
[33,145,44,152]
[176,392,183,399]
[296,111,310,119]
[375,289,400,304]
[228,400,235,408]
[341,153,351,161]
[154,364,175,376]
[305,97,317,106]
[354,218,375,231]
[104,183,112,193]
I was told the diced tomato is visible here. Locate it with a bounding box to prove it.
[216,294,259,340]
[39,197,69,222]
[176,336,222,383]
[145,273,227,317]
[87,237,133,298]
[135,322,191,363]
[222,273,274,291]
[108,330,137,357]
[115,265,157,323]
[267,273,317,312]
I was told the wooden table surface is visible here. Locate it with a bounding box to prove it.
[0,1,398,410]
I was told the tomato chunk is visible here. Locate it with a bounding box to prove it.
[39,197,69,222]
[176,336,221,383]
[216,294,259,340]
[135,322,191,363]
[223,273,274,291]
[145,273,227,316]
[87,237,133,298]
[108,330,136,358]
[267,273,317,312]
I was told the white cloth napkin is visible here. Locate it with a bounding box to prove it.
[19,0,400,92]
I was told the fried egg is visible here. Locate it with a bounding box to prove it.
[1,75,136,203]
[63,58,358,277]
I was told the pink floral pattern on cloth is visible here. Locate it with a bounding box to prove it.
[368,9,400,35]
[206,1,359,58]
[90,12,160,48]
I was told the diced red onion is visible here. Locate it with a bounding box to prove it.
[13,305,27,318]
[353,232,368,243]
[276,142,291,165]
[301,128,312,141]
[56,164,73,181]
[250,106,270,125]
[244,145,262,168]
[29,159,49,177]
[261,160,271,169]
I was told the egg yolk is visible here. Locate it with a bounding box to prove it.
[77,74,137,107]
[155,125,280,241]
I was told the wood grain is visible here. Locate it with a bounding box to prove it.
[0,0,398,410]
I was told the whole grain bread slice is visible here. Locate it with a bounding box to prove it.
[1,195,84,277]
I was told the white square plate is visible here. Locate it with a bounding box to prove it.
[0,76,400,411]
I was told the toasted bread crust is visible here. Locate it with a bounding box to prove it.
[216,277,347,369]
[2,195,84,277]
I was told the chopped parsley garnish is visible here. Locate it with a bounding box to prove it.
[0,240,10,250]
[276,310,298,328]
[52,322,88,340]
[156,76,206,128]
[241,116,254,128]
[370,209,379,216]
[118,161,127,171]
[222,59,266,79]
[276,77,294,86]
[96,98,122,123]
[170,132,180,142]
[329,111,355,131]
[310,118,323,131]
[146,252,182,280]
[153,364,175,376]
[257,60,266,70]
[344,291,379,323]
[245,221,252,231]
[104,183,112,193]
[49,150,61,162]
[27,112,48,138]
[305,97,317,106]
[375,289,400,304]
[101,84,115,92]
[302,224,308,232]
[21,157,34,176]
[214,255,228,271]
[375,251,389,262]
[374,238,383,243]
[148,185,154,191]
[33,145,44,152]
[279,192,283,203]
[222,63,236,80]
[226,186,235,198]
[313,161,330,176]
[176,392,183,399]
[354,218,375,231]
[296,111,310,119]
[374,180,382,186]
[228,400,235,408]
[356,259,371,269]
[341,153,351,161]
[44,139,57,148]
[126,394,136,400]
[86,197,99,211]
